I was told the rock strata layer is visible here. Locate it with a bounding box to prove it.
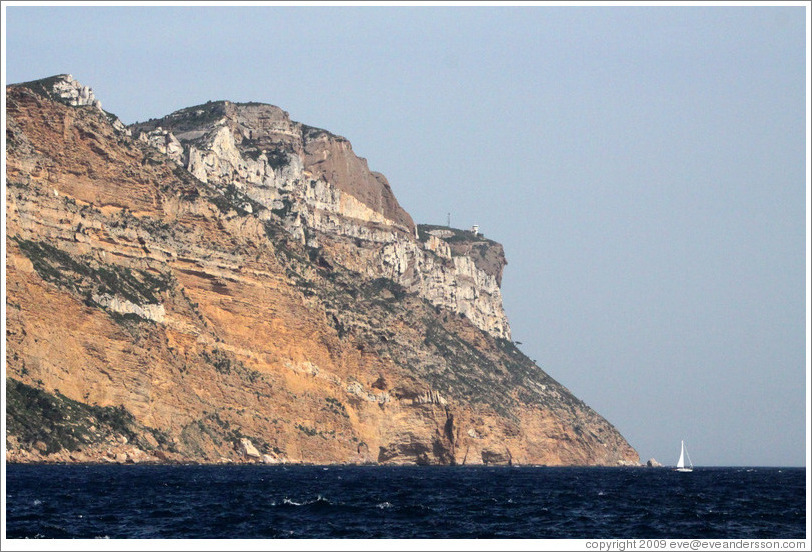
[5,75,639,467]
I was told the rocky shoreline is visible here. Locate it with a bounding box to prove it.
[7,446,645,467]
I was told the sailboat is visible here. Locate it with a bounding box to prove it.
[675,440,693,472]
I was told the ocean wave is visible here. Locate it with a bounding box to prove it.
[280,495,333,508]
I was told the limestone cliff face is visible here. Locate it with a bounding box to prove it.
[5,75,639,467]
[130,101,511,340]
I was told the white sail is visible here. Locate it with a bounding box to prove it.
[676,439,693,472]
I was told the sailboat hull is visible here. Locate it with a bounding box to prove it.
[675,468,693,472]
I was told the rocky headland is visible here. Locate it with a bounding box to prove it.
[5,74,639,466]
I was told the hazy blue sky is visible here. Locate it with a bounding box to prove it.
[4,4,808,467]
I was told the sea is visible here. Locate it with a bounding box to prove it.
[4,464,807,539]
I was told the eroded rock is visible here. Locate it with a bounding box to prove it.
[238,438,261,459]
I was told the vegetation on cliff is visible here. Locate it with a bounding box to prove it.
[6,378,169,456]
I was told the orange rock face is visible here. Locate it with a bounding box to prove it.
[5,78,639,466]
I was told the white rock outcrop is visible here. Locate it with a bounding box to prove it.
[51,74,103,111]
[131,103,512,338]
[43,75,131,136]
[91,293,165,323]
[238,438,261,459]
[138,128,184,164]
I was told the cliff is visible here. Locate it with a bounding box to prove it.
[5,75,639,466]
[129,100,511,340]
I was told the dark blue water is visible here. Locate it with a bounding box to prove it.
[4,465,806,539]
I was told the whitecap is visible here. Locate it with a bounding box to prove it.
[33,499,42,506]
[282,498,302,506]
[376,501,393,509]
